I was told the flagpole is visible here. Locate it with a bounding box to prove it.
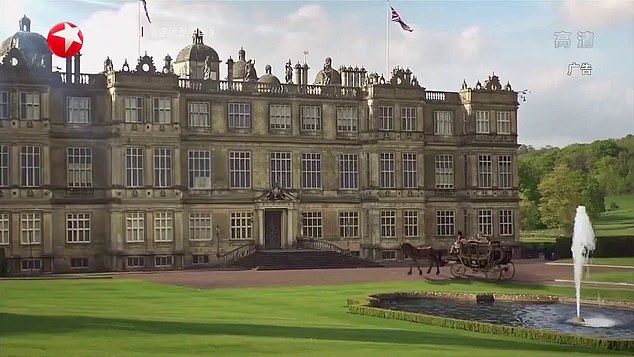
[386,0,390,77]
[137,0,141,59]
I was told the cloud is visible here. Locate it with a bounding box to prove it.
[559,0,634,28]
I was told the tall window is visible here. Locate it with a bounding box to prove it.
[189,212,212,241]
[478,209,493,236]
[125,212,145,242]
[380,211,396,238]
[379,153,395,188]
[0,213,9,245]
[339,211,359,238]
[20,212,41,245]
[301,212,322,238]
[153,98,171,124]
[336,107,358,132]
[377,106,393,130]
[228,103,251,128]
[67,147,92,188]
[20,145,41,187]
[230,212,252,239]
[499,210,514,236]
[301,153,321,189]
[436,210,455,236]
[20,92,40,120]
[402,152,417,189]
[401,106,416,131]
[300,106,321,131]
[154,211,173,242]
[0,145,8,187]
[0,91,8,119]
[270,152,292,189]
[66,213,90,243]
[403,210,419,237]
[188,101,210,127]
[434,154,453,189]
[270,104,291,130]
[188,150,211,189]
[125,147,144,188]
[339,153,358,190]
[153,148,172,187]
[475,110,490,134]
[478,154,492,188]
[497,111,511,134]
[229,151,251,188]
[434,111,453,135]
[124,96,143,123]
[66,97,91,124]
[498,155,512,189]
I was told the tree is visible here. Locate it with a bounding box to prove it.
[520,193,542,230]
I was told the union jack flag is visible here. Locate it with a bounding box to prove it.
[140,0,152,23]
[391,6,412,32]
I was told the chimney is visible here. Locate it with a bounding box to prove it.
[226,57,234,82]
[301,63,309,87]
[65,57,73,82]
[294,62,302,86]
[74,52,81,81]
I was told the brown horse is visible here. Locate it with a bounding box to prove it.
[400,242,447,275]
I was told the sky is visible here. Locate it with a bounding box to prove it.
[1,0,633,148]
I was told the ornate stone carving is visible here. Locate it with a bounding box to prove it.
[135,52,156,73]
[203,55,212,80]
[104,56,113,72]
[244,59,258,81]
[483,73,501,91]
[389,67,418,87]
[163,54,173,74]
[264,183,295,201]
[121,59,130,72]
[1,48,26,69]
[285,59,293,84]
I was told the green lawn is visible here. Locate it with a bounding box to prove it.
[585,271,634,284]
[1,279,633,357]
[556,257,634,267]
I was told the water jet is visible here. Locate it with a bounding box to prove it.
[571,206,596,324]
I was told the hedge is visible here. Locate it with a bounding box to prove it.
[347,293,634,353]
[555,236,634,258]
[0,248,7,277]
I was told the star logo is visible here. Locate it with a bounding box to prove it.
[46,22,83,58]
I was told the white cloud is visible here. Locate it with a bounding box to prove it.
[559,0,634,28]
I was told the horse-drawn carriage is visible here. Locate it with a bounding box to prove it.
[447,238,515,280]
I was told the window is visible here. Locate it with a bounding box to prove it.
[401,106,416,131]
[229,151,251,188]
[153,98,171,124]
[20,92,40,120]
[300,105,321,131]
[436,210,455,236]
[476,110,490,134]
[125,212,145,242]
[478,209,493,236]
[301,153,321,189]
[379,153,395,188]
[20,145,41,187]
[402,152,417,189]
[66,213,90,243]
[124,96,143,123]
[336,107,358,132]
[0,91,8,119]
[188,101,210,127]
[270,104,291,130]
[497,111,511,134]
[339,211,359,238]
[377,106,393,130]
[0,145,8,187]
[192,255,209,265]
[434,111,453,135]
[302,212,322,238]
[189,212,212,241]
[380,211,396,238]
[155,255,173,267]
[230,212,253,239]
[125,147,144,188]
[381,250,397,260]
[499,209,514,236]
[66,97,91,124]
[478,154,492,188]
[0,213,9,245]
[339,154,358,190]
[127,256,145,268]
[498,155,512,189]
[270,152,292,189]
[434,154,454,189]
[20,212,41,245]
[403,210,419,237]
[21,259,41,271]
[70,258,89,268]
[153,148,172,187]
[154,211,173,242]
[228,102,251,128]
[188,150,211,189]
[67,147,92,188]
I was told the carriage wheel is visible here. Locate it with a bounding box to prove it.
[484,265,502,280]
[450,263,467,278]
[500,262,516,280]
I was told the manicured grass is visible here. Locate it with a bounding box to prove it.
[1,279,633,357]
[586,271,634,284]
[557,257,634,267]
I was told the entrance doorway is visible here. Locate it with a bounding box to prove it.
[264,210,283,249]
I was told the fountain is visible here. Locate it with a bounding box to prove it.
[567,206,596,325]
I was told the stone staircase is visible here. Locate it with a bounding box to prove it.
[230,249,382,270]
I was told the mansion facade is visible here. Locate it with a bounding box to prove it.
[0,16,521,275]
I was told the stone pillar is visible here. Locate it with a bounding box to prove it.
[65,57,72,81]
[294,63,302,85]
[302,63,309,87]
[226,57,234,82]
[42,211,53,255]
[42,144,50,186]
[257,209,264,247]
[174,210,184,251]
[74,52,81,81]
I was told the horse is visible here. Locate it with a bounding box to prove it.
[400,242,447,276]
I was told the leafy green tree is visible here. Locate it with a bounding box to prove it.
[520,193,542,230]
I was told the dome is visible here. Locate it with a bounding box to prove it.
[175,28,220,63]
[0,15,51,58]
[258,64,281,87]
